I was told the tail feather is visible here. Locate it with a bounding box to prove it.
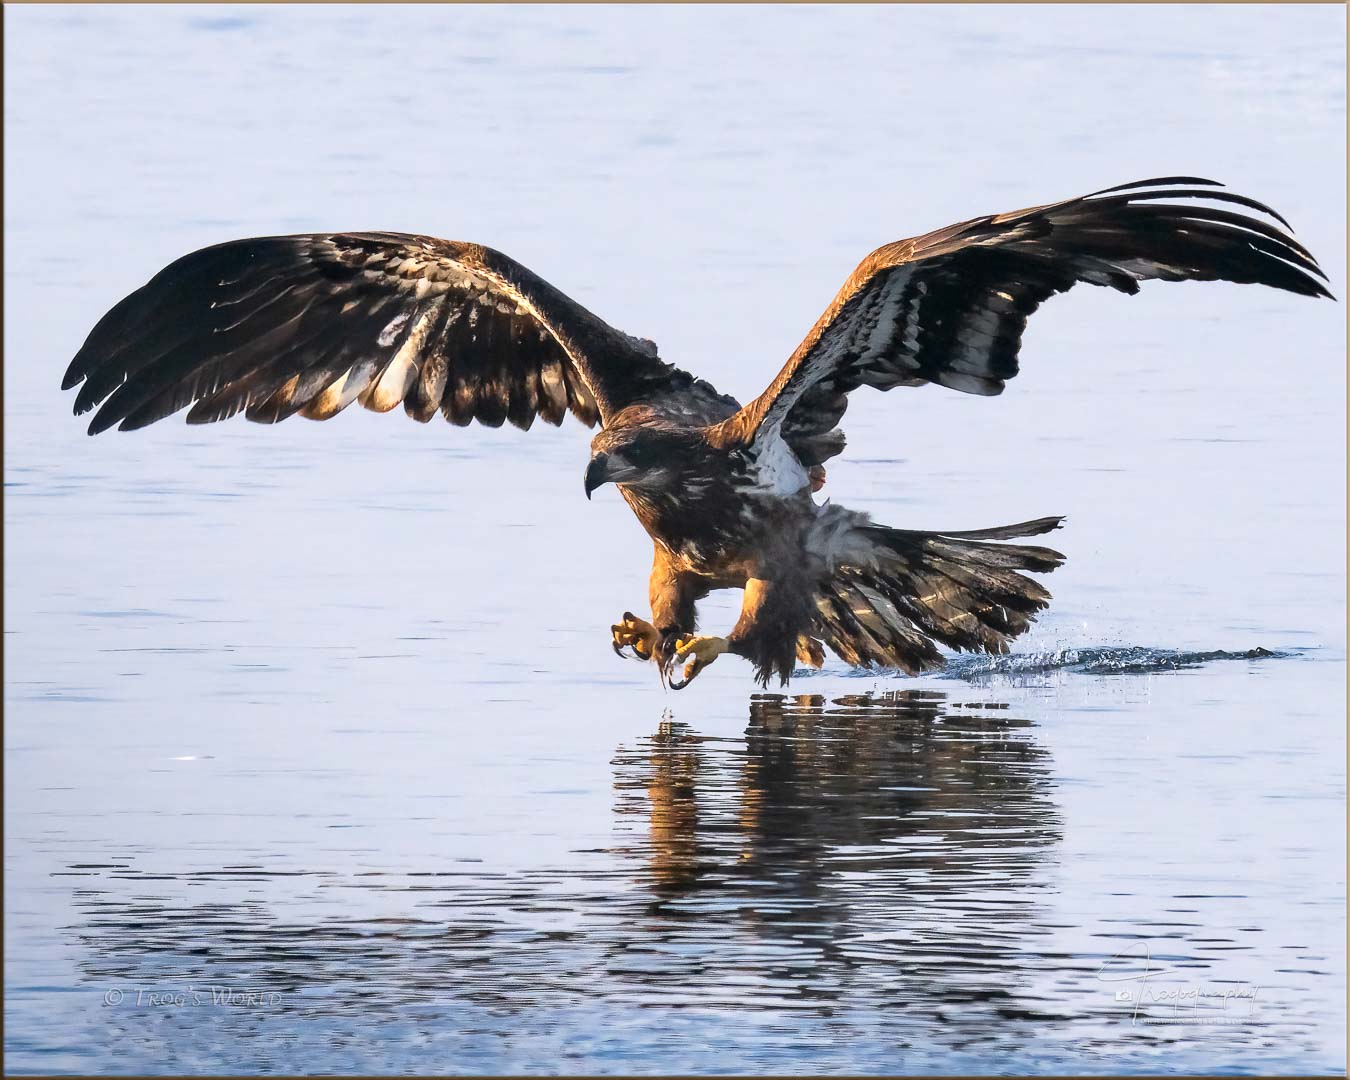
[816,576,944,671]
[916,515,1064,542]
[812,516,1065,673]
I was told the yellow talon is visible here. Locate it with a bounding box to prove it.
[611,611,659,661]
[668,635,729,689]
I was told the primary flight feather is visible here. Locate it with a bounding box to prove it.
[63,178,1332,687]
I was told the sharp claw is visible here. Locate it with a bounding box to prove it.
[612,614,663,664]
[613,638,651,662]
[663,636,725,688]
[668,656,704,690]
[653,628,698,689]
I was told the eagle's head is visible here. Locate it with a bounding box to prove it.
[584,420,700,501]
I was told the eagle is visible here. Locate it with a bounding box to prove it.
[62,177,1331,688]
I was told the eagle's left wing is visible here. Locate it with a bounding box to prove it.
[63,232,730,435]
[710,178,1332,464]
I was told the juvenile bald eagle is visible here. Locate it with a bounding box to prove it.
[63,178,1330,687]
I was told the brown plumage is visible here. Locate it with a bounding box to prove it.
[62,178,1332,687]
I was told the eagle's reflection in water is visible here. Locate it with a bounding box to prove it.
[64,691,1075,1069]
[610,690,1063,1014]
[624,691,1057,892]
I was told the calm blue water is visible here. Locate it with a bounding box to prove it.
[5,4,1346,1074]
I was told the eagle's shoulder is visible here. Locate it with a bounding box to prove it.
[615,369,741,430]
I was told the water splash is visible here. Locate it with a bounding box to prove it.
[945,645,1286,678]
[806,645,1290,680]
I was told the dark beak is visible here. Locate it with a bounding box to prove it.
[584,454,610,500]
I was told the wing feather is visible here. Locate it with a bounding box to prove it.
[63,232,709,437]
[713,178,1332,460]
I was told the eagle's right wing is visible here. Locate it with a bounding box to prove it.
[710,178,1331,465]
[64,232,730,435]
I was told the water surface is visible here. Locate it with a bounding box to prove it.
[4,4,1345,1074]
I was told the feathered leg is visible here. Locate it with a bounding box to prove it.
[613,546,709,682]
[666,576,821,689]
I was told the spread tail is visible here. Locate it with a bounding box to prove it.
[813,516,1066,673]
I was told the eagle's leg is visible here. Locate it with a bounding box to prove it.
[668,624,825,686]
[612,611,660,661]
[666,577,821,689]
[619,548,708,680]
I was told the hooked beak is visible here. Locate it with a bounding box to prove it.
[585,452,640,500]
[584,454,610,500]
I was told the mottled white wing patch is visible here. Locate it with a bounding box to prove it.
[362,298,445,412]
[747,430,810,496]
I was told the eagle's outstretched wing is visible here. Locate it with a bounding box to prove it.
[710,178,1332,462]
[63,232,730,434]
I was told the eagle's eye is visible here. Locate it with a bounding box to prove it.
[622,440,659,468]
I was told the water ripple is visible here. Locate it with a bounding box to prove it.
[31,692,1329,1073]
